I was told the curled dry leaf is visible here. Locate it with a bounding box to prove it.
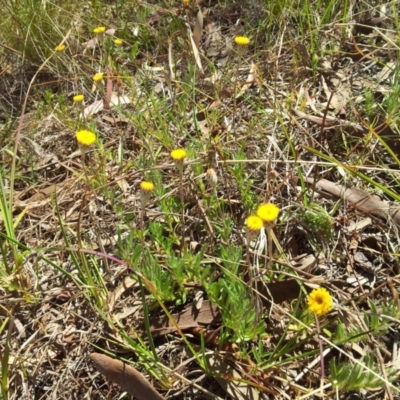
[108,276,138,311]
[186,10,203,72]
[147,299,221,336]
[193,9,204,49]
[291,109,366,134]
[305,178,400,228]
[89,353,165,400]
[83,94,131,117]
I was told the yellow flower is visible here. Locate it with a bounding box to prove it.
[246,215,263,232]
[140,181,154,193]
[171,149,187,162]
[256,203,280,223]
[308,288,332,317]
[76,130,96,146]
[140,181,154,207]
[55,44,66,52]
[234,36,250,46]
[93,26,106,34]
[114,38,123,46]
[93,72,104,82]
[73,94,84,103]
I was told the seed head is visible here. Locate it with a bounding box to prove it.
[206,168,218,188]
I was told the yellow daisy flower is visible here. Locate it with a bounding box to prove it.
[256,203,280,223]
[73,94,84,103]
[93,72,104,82]
[76,130,96,146]
[140,181,154,193]
[55,44,66,52]
[93,26,106,34]
[171,148,187,162]
[234,36,250,46]
[114,38,123,46]
[308,288,333,317]
[246,215,263,232]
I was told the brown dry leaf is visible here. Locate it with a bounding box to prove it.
[305,177,400,228]
[291,109,366,134]
[108,276,137,311]
[104,66,113,109]
[294,43,311,68]
[14,318,26,339]
[236,62,257,98]
[374,61,396,83]
[348,217,372,232]
[148,299,221,336]
[105,28,116,36]
[193,9,204,49]
[187,12,203,72]
[89,353,165,400]
[203,22,229,61]
[205,354,260,400]
[83,38,97,49]
[102,115,130,125]
[83,94,131,117]
[14,184,61,210]
[293,254,318,272]
[255,279,302,307]
[321,75,350,114]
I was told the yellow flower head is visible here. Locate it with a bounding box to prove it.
[246,215,263,232]
[76,130,96,146]
[256,203,280,223]
[55,44,66,52]
[171,148,187,162]
[308,288,332,317]
[93,72,104,82]
[234,36,250,46]
[93,26,106,34]
[73,94,84,103]
[114,38,123,46]
[140,181,154,193]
